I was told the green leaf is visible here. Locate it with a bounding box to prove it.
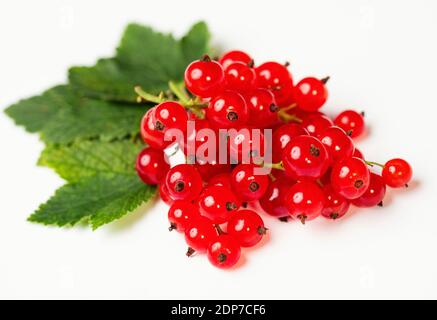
[5,85,146,144]
[69,21,210,102]
[38,140,144,182]
[28,174,156,230]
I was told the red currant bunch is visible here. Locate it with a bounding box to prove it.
[133,48,413,269]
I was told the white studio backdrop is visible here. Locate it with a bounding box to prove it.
[0,0,436,299]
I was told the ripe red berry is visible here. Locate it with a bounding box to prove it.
[140,102,188,149]
[219,50,252,70]
[168,201,200,232]
[159,182,174,206]
[207,91,248,128]
[208,173,233,190]
[227,210,267,247]
[228,127,265,163]
[331,157,370,199]
[301,113,334,137]
[321,184,350,220]
[293,77,328,112]
[334,110,365,138]
[245,88,279,128]
[255,62,294,107]
[231,164,269,201]
[185,216,217,255]
[352,173,386,207]
[319,126,355,162]
[271,123,308,163]
[165,164,203,202]
[224,62,256,92]
[282,135,330,180]
[259,177,293,217]
[285,181,325,223]
[194,160,231,182]
[353,148,364,160]
[197,185,240,224]
[207,234,241,269]
[184,57,225,98]
[135,147,169,185]
[381,158,412,188]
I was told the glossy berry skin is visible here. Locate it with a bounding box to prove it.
[185,216,217,254]
[159,182,174,206]
[319,126,355,162]
[231,164,269,201]
[228,127,265,163]
[227,210,267,247]
[321,184,350,220]
[194,160,231,182]
[334,110,365,138]
[255,62,294,107]
[331,157,370,199]
[353,148,364,160]
[219,50,252,70]
[197,185,240,224]
[282,135,330,180]
[168,201,200,232]
[208,173,232,190]
[352,173,386,207]
[207,235,241,269]
[135,147,169,185]
[382,158,412,188]
[246,88,279,128]
[207,91,248,129]
[184,58,225,98]
[140,102,188,149]
[224,62,256,92]
[165,164,203,202]
[285,181,325,223]
[293,77,328,112]
[301,113,334,137]
[271,123,308,163]
[259,177,293,217]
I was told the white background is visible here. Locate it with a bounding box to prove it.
[0,0,436,299]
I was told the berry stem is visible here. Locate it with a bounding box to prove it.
[365,160,385,168]
[168,81,190,105]
[135,86,166,104]
[277,105,302,123]
[261,161,285,171]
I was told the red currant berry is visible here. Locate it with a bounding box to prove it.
[255,62,294,107]
[282,135,330,180]
[207,91,248,128]
[159,182,174,206]
[165,164,203,202]
[194,160,231,182]
[334,110,365,138]
[231,164,269,201]
[259,177,293,218]
[319,126,355,162]
[224,62,256,92]
[208,173,233,190]
[227,210,267,247]
[285,181,325,224]
[272,123,308,163]
[168,200,200,232]
[197,185,240,224]
[181,118,211,159]
[141,108,164,149]
[184,56,225,98]
[228,127,265,163]
[352,173,386,207]
[135,147,169,185]
[245,88,279,128]
[353,148,364,160]
[382,158,412,188]
[185,216,217,255]
[301,113,334,137]
[219,50,252,70]
[331,157,370,199]
[207,234,241,269]
[321,184,350,220]
[293,77,328,112]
